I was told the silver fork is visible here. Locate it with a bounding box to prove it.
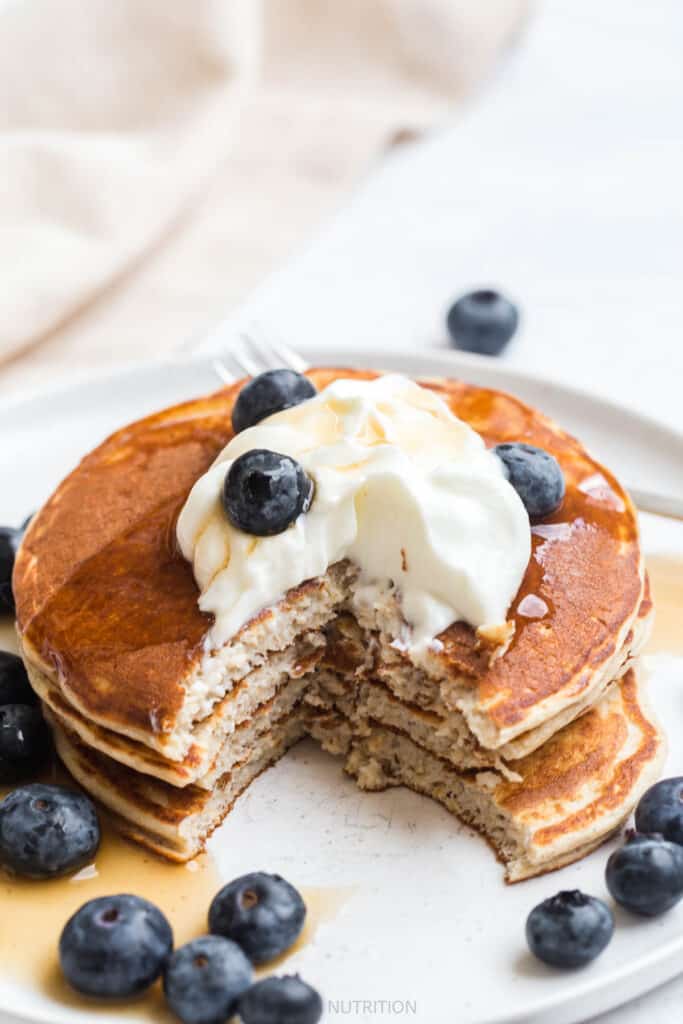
[212,329,309,384]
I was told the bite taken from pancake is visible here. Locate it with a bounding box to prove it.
[12,367,662,879]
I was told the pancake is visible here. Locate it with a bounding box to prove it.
[15,369,645,762]
[13,367,657,873]
[48,669,664,881]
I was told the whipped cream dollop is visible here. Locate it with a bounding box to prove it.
[177,375,531,651]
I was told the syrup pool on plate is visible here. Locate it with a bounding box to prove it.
[1,817,351,1018]
[0,755,352,1019]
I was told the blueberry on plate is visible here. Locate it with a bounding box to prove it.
[526,890,614,968]
[163,935,252,1024]
[238,975,323,1024]
[0,651,38,706]
[606,832,683,916]
[0,524,24,615]
[208,871,306,964]
[494,442,565,519]
[232,369,316,434]
[60,894,173,998]
[0,704,51,782]
[223,450,314,537]
[0,783,100,878]
[635,777,683,846]
[446,289,519,356]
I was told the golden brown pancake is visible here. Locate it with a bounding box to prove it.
[15,369,644,754]
[12,368,658,874]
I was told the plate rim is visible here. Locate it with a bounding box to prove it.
[2,349,683,1024]
[4,347,683,451]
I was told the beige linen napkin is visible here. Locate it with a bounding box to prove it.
[0,0,529,393]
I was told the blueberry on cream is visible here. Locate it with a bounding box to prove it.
[494,442,565,519]
[232,369,316,434]
[223,450,314,537]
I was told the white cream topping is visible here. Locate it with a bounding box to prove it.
[177,375,531,651]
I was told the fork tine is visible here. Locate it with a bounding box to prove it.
[211,326,309,387]
[240,331,281,371]
[212,358,234,384]
[243,324,310,373]
[229,341,264,377]
[264,336,310,373]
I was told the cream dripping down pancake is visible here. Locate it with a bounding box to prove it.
[13,368,661,877]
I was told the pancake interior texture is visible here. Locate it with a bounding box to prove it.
[13,368,663,880]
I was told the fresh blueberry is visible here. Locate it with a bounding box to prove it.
[635,777,683,846]
[238,975,323,1024]
[0,704,51,782]
[494,442,565,519]
[0,783,100,878]
[223,450,314,537]
[163,935,252,1024]
[208,872,306,964]
[0,651,38,706]
[526,890,614,968]
[606,832,683,917]
[0,525,23,615]
[232,369,316,434]
[60,894,173,998]
[446,289,519,356]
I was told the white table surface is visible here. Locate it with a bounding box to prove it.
[198,3,683,1021]
[4,2,682,1022]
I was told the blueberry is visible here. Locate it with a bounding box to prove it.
[223,450,314,537]
[446,289,519,356]
[0,783,100,878]
[526,890,614,968]
[494,442,565,519]
[0,525,23,615]
[635,777,683,846]
[606,832,683,916]
[163,935,252,1024]
[232,370,316,434]
[238,975,323,1024]
[60,894,173,998]
[208,872,306,964]
[0,651,38,706]
[0,704,51,782]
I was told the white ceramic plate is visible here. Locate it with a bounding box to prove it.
[1,350,683,1024]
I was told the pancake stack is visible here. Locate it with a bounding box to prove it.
[13,368,664,881]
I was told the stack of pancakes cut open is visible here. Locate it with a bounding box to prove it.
[13,368,664,881]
